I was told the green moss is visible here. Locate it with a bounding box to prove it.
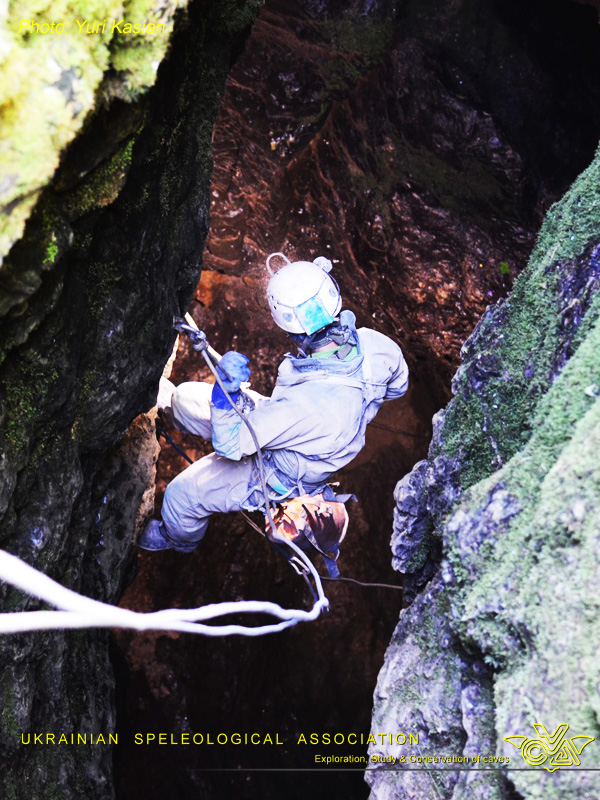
[77,366,100,403]
[65,136,136,218]
[1,353,62,455]
[0,684,21,741]
[0,0,191,263]
[2,378,37,453]
[399,136,523,223]
[44,241,59,265]
[207,0,265,35]
[530,142,600,268]
[433,145,600,491]
[437,206,600,795]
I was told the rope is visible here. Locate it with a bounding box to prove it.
[157,388,403,594]
[199,348,328,614]
[321,575,402,591]
[0,324,328,637]
[0,323,405,637]
[0,550,323,637]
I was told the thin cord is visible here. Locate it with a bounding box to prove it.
[0,334,329,637]
[321,575,402,591]
[157,400,402,594]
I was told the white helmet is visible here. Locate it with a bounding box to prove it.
[266,253,342,335]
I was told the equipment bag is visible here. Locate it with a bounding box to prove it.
[267,491,350,578]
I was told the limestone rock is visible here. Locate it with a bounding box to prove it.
[373,146,600,799]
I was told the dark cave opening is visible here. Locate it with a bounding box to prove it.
[109,1,600,798]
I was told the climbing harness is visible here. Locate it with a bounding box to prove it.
[172,314,330,610]
[156,425,402,592]
[0,314,400,639]
[163,318,402,592]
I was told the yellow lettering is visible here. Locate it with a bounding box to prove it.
[409,734,419,745]
[263,734,273,745]
[158,734,166,744]
[19,19,31,33]
[134,734,143,744]
[297,734,307,744]
[47,734,55,744]
[310,733,318,745]
[111,20,122,33]
[75,19,86,32]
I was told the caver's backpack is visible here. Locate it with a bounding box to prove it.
[267,488,353,577]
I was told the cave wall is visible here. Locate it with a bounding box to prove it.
[2,0,600,798]
[0,1,263,797]
[369,144,600,798]
[200,0,600,393]
[110,2,600,800]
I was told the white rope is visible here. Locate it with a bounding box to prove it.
[0,321,331,638]
[183,313,330,615]
[0,550,328,637]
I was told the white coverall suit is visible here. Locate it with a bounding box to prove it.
[160,312,408,551]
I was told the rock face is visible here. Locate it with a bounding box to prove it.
[112,2,600,800]
[0,2,262,798]
[2,0,600,799]
[368,147,600,799]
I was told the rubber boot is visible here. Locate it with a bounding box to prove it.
[138,519,175,551]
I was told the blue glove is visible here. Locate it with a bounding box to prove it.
[212,351,251,409]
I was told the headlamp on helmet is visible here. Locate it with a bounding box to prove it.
[266,252,342,335]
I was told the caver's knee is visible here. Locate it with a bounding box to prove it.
[171,381,213,438]
[161,475,209,544]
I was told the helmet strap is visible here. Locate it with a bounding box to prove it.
[289,316,356,357]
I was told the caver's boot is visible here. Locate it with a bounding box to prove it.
[138,519,175,551]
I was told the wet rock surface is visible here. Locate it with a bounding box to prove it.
[0,2,262,798]
[371,148,600,799]
[114,1,600,799]
[1,0,600,799]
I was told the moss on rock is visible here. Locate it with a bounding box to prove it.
[0,0,188,263]
[372,145,600,799]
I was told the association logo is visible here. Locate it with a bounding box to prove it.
[504,723,594,773]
